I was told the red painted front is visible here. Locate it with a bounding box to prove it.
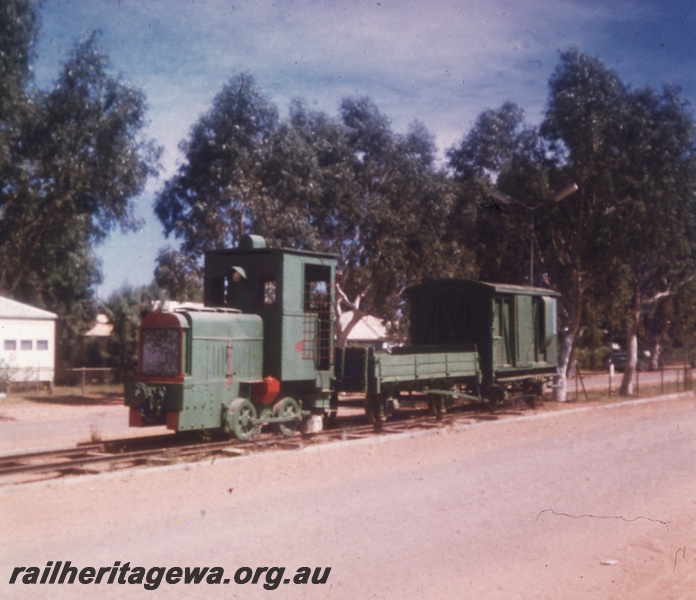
[129,408,142,427]
[166,411,179,431]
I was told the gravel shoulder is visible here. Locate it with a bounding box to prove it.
[2,391,696,599]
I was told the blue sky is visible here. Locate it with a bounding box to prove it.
[34,0,696,298]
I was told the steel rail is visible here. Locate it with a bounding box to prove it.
[0,405,494,485]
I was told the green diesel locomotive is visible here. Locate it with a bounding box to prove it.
[125,235,559,439]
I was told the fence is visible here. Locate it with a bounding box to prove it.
[2,364,695,402]
[571,366,694,401]
[0,366,125,397]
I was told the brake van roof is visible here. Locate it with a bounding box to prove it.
[406,279,561,297]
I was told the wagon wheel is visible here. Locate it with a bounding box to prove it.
[428,394,447,420]
[272,397,301,437]
[229,398,258,441]
[481,382,504,409]
[525,379,544,397]
[364,393,386,431]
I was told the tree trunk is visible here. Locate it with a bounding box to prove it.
[553,330,575,402]
[619,285,641,396]
[619,332,639,395]
[334,282,371,349]
[553,268,583,402]
[649,334,661,371]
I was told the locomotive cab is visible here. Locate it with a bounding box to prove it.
[204,235,337,414]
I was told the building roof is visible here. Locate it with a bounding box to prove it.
[406,279,561,297]
[83,313,113,337]
[339,311,387,342]
[0,296,58,320]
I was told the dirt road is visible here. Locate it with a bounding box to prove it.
[2,394,696,599]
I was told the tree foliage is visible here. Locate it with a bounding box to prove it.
[540,51,696,396]
[604,85,696,392]
[0,1,161,365]
[0,0,39,125]
[447,48,696,399]
[155,73,278,256]
[154,247,203,302]
[104,283,163,378]
[155,81,471,341]
[448,101,551,285]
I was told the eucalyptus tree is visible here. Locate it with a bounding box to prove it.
[1,32,160,297]
[537,48,631,400]
[156,82,464,343]
[0,0,39,172]
[534,49,696,398]
[154,73,279,304]
[331,98,465,342]
[261,97,465,344]
[104,283,163,379]
[0,3,161,363]
[606,85,696,394]
[154,247,203,302]
[447,102,549,286]
[155,73,279,258]
[252,98,359,252]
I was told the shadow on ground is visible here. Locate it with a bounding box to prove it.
[20,392,125,407]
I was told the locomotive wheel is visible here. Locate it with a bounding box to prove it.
[272,397,301,437]
[229,398,258,441]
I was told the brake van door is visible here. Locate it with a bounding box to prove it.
[515,295,534,368]
[492,296,514,368]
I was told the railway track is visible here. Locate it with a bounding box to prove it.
[0,404,504,487]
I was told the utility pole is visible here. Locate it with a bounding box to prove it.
[490,183,578,285]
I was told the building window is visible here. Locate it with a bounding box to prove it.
[37,340,49,351]
[3,340,16,351]
[20,340,32,350]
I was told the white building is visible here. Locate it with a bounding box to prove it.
[0,297,57,385]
